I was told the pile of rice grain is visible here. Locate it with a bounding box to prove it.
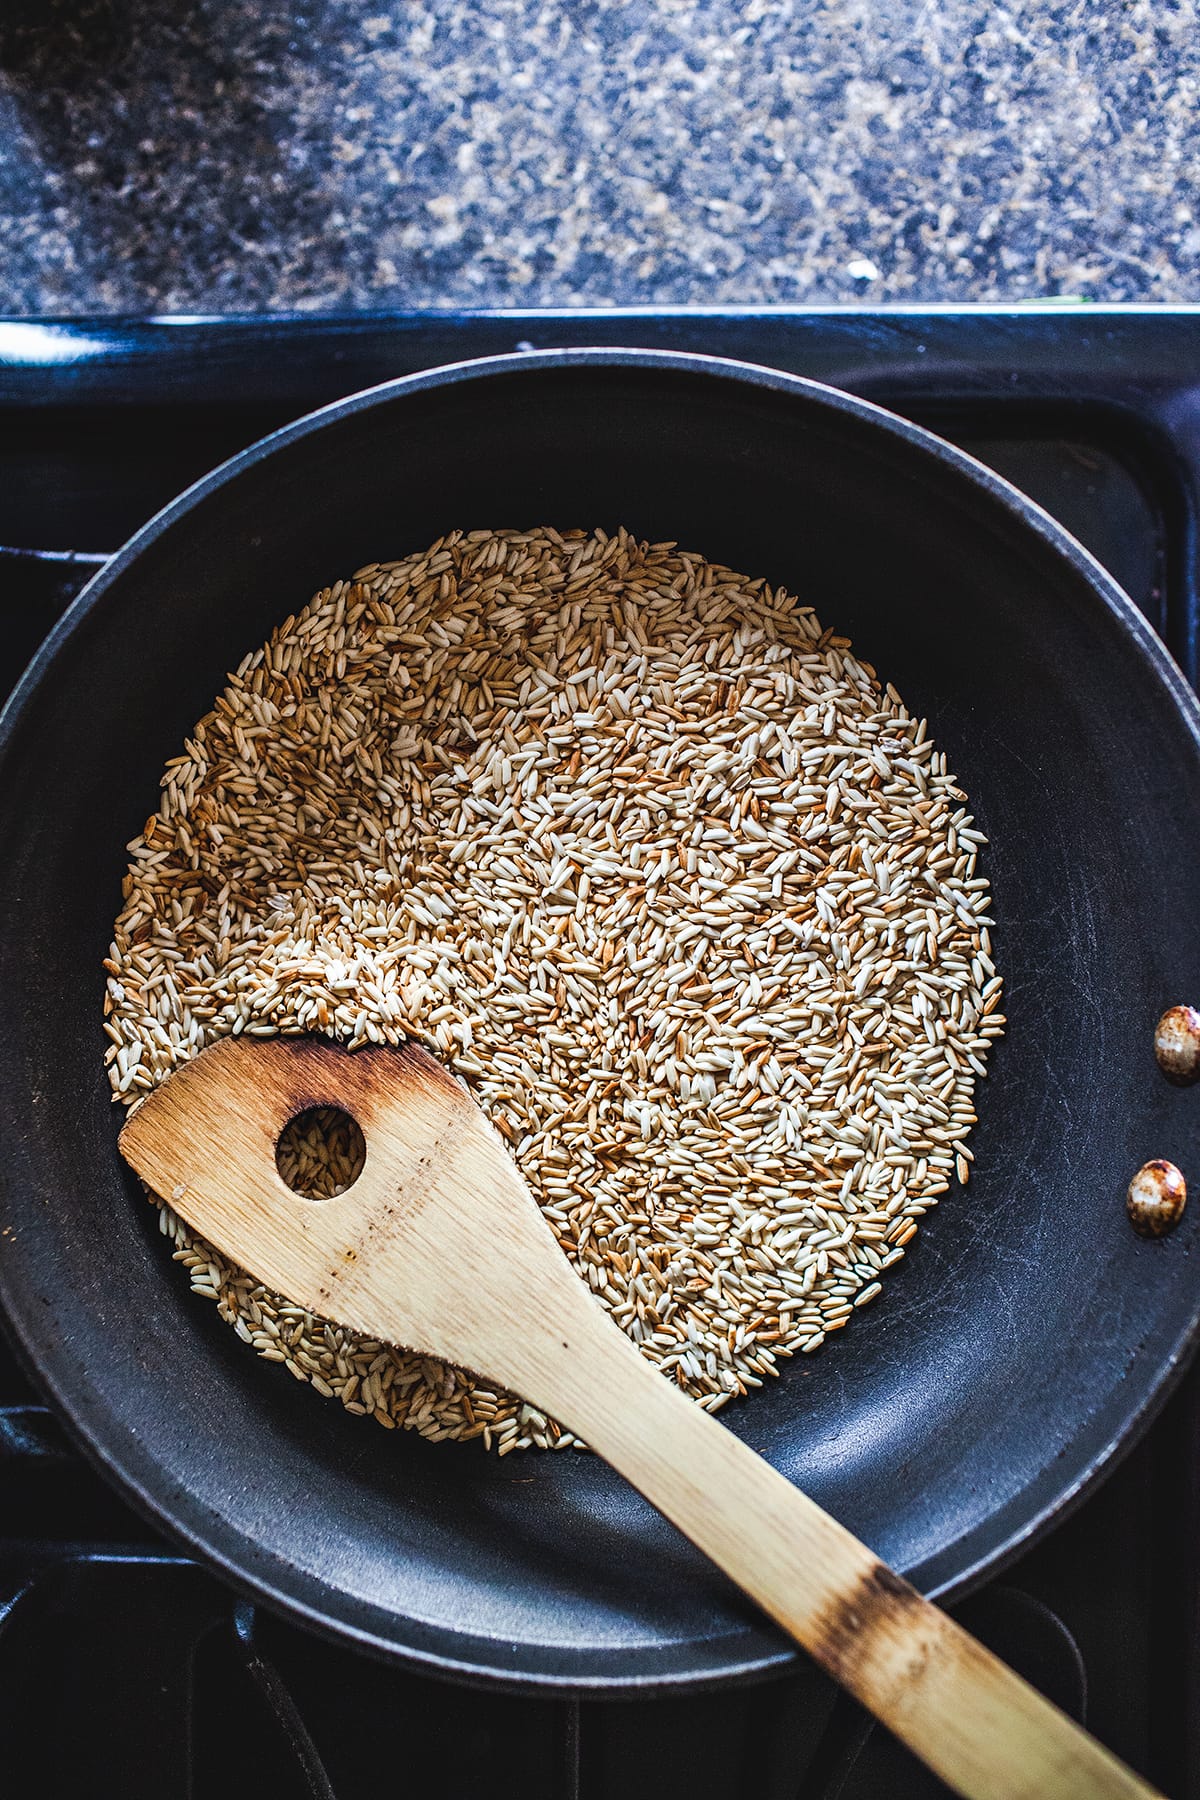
[106,526,1003,1453]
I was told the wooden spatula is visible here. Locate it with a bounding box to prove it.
[119,1035,1159,1800]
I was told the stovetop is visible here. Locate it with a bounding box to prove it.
[1,308,1198,1798]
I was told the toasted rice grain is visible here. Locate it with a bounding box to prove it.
[106,527,1003,1450]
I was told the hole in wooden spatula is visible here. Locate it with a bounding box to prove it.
[275,1106,366,1200]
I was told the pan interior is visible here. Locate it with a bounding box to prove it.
[2,357,1199,1687]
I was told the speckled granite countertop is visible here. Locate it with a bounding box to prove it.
[0,0,1197,313]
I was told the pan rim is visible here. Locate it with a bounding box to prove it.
[2,345,1199,1690]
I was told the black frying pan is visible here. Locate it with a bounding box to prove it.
[1,350,1199,1691]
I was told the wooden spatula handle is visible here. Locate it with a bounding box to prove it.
[119,1038,1159,1800]
[515,1304,1158,1800]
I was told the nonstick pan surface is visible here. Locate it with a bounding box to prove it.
[1,351,1199,1691]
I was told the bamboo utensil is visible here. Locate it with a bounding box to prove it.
[119,1036,1160,1800]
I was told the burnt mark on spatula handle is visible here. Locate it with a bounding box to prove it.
[814,1559,933,1692]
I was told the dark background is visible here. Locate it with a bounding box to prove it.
[0,0,1197,313]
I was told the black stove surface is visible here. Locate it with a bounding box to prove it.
[0,309,1198,1799]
